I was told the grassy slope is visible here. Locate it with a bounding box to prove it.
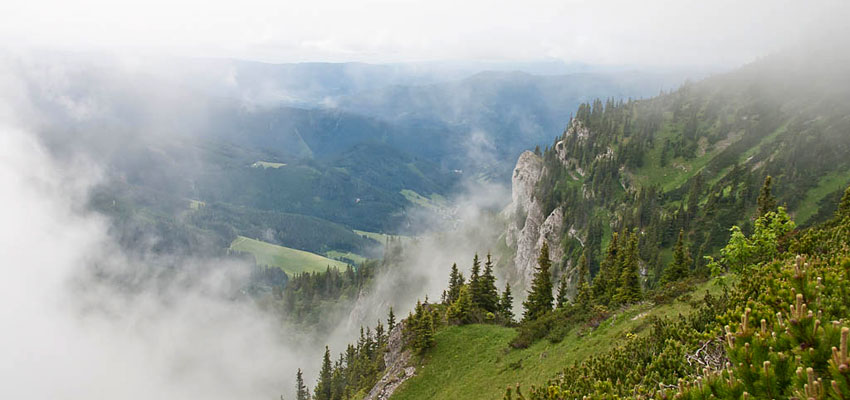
[229,236,348,274]
[354,229,412,244]
[325,250,369,265]
[400,189,447,209]
[392,279,722,400]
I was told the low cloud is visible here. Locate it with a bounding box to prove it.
[0,60,317,400]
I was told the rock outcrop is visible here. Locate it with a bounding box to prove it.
[554,119,590,175]
[502,151,564,287]
[364,321,414,400]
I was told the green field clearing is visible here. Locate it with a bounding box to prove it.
[325,250,368,265]
[229,236,348,274]
[353,229,412,244]
[400,189,447,209]
[250,161,287,168]
[392,279,723,400]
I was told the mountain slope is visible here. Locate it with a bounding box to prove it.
[311,48,850,400]
[391,279,721,400]
[501,46,850,291]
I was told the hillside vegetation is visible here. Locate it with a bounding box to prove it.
[530,48,850,291]
[298,48,850,400]
[393,279,722,400]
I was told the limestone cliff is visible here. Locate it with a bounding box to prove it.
[502,151,564,288]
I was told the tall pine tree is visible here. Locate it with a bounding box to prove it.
[295,368,309,400]
[479,253,500,313]
[498,283,514,323]
[314,346,332,400]
[387,307,396,332]
[522,243,554,322]
[757,175,778,218]
[574,250,592,308]
[469,254,483,308]
[446,263,464,304]
[663,230,692,282]
[614,232,641,304]
[555,275,569,309]
[592,232,619,305]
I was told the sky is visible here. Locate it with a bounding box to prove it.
[1,0,847,67]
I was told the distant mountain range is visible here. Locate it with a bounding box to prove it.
[19,53,704,264]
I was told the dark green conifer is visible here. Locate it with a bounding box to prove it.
[757,175,777,218]
[663,230,692,282]
[469,254,483,307]
[446,263,464,304]
[522,243,554,322]
[296,368,309,400]
[479,253,500,313]
[387,307,396,332]
[574,250,592,307]
[686,171,703,219]
[498,283,514,323]
[314,346,332,400]
[614,233,641,304]
[555,275,569,309]
[592,232,619,305]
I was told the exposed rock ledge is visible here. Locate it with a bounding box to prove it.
[364,321,414,400]
[502,150,564,286]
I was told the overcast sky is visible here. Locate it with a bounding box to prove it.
[0,0,847,67]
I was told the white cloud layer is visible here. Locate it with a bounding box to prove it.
[0,0,847,66]
[0,65,312,399]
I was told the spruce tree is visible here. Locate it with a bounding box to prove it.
[446,263,464,304]
[420,311,435,351]
[314,346,332,400]
[296,368,309,400]
[375,321,385,346]
[522,243,554,322]
[387,307,396,332]
[663,230,692,282]
[574,250,592,308]
[592,232,619,305]
[686,171,704,220]
[447,285,475,324]
[469,254,482,308]
[479,253,500,313]
[555,275,569,309]
[757,175,778,218]
[614,233,641,304]
[498,283,514,323]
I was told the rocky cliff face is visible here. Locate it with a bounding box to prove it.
[364,321,414,400]
[502,151,564,288]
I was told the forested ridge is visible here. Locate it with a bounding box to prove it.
[533,49,850,291]
[296,50,850,400]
